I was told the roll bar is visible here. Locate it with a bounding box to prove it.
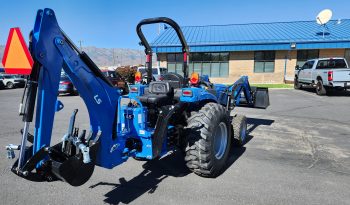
[136,17,189,86]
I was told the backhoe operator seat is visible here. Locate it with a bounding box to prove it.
[162,72,185,100]
[162,72,184,89]
[138,81,174,106]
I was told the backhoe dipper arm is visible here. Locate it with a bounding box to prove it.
[136,17,190,85]
[27,8,123,169]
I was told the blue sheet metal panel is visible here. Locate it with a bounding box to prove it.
[296,41,350,49]
[153,41,350,52]
[152,19,350,52]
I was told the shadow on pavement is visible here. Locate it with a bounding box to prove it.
[221,144,246,176]
[92,145,247,204]
[90,117,273,204]
[90,151,190,204]
[247,117,274,134]
[299,87,350,97]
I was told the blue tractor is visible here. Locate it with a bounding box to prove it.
[5,9,269,186]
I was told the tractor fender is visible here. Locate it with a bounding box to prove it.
[180,87,218,103]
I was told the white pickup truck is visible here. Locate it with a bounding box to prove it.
[294,57,350,95]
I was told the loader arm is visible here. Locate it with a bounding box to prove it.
[224,76,269,109]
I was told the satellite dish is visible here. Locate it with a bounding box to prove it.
[316,9,333,25]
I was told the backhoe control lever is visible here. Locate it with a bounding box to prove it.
[61,109,91,164]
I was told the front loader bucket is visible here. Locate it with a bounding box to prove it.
[253,87,269,109]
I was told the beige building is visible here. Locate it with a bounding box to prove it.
[151,20,350,84]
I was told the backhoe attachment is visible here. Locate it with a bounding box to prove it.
[4,8,123,186]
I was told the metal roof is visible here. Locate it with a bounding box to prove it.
[151,19,350,52]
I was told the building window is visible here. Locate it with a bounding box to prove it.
[296,49,319,67]
[167,53,184,74]
[167,52,229,77]
[254,51,275,73]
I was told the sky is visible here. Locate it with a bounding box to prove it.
[0,0,349,49]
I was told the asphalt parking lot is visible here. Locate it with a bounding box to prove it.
[0,88,349,205]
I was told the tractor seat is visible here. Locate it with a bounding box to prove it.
[138,81,174,106]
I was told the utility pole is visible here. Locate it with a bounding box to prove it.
[112,48,116,66]
[139,49,142,65]
[78,40,84,50]
[120,50,123,66]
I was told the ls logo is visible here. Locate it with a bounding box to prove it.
[94,95,102,104]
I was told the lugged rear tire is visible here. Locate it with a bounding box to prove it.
[185,103,231,177]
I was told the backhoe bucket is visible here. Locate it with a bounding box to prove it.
[253,87,269,109]
[48,142,99,186]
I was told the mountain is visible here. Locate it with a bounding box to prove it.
[0,45,150,67]
[82,47,146,66]
[0,45,4,65]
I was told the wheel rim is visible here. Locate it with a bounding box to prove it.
[213,122,228,160]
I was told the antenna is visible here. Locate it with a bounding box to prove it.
[316,9,333,38]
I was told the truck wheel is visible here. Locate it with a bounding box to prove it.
[294,77,301,89]
[185,103,231,177]
[316,80,326,95]
[232,115,247,147]
[6,82,14,89]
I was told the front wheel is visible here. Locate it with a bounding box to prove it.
[316,80,326,95]
[185,103,231,177]
[232,115,247,147]
[294,77,301,89]
[6,82,14,89]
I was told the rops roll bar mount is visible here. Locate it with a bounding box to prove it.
[136,17,189,86]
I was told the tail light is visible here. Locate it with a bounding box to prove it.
[190,72,199,85]
[60,81,71,85]
[135,71,142,83]
[182,90,193,97]
[130,86,138,93]
[328,71,333,81]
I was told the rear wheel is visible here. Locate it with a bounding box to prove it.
[232,115,247,147]
[6,82,14,89]
[316,80,326,95]
[185,103,231,177]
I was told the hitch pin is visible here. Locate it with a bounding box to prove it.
[6,144,20,159]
